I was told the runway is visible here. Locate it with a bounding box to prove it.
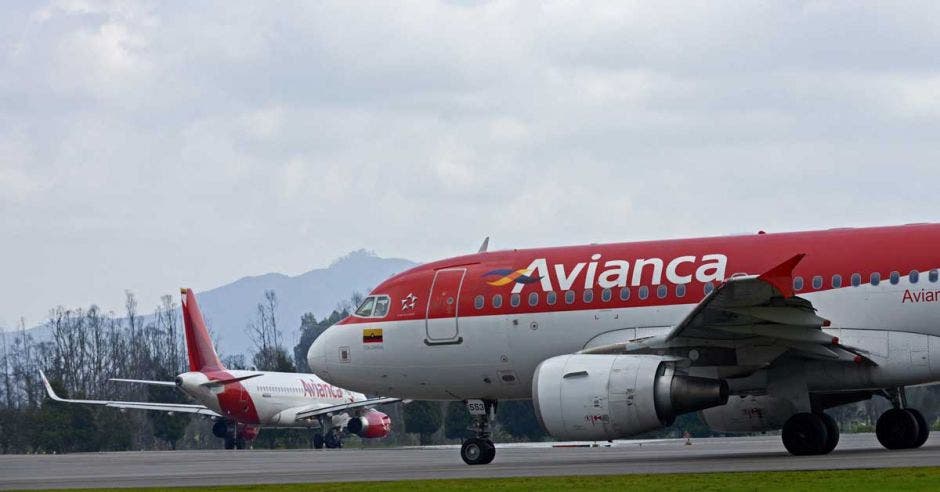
[1,433,937,490]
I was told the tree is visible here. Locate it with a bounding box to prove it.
[496,400,545,441]
[148,370,190,449]
[403,401,442,445]
[444,401,472,441]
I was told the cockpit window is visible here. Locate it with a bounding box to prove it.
[354,295,391,318]
[354,297,375,317]
[373,296,390,317]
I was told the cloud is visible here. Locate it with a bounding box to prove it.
[2,0,940,325]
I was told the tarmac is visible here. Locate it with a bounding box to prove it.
[0,433,937,490]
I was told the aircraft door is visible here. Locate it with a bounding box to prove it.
[425,268,465,344]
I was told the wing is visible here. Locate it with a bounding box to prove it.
[583,254,872,364]
[41,371,220,417]
[294,397,401,421]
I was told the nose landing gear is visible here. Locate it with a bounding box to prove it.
[460,399,496,465]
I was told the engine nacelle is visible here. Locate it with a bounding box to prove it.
[700,395,797,432]
[532,354,728,441]
[345,410,391,439]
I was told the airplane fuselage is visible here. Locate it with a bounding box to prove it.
[308,224,940,401]
[177,369,366,428]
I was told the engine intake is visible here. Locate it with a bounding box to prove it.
[532,354,728,441]
[345,410,391,439]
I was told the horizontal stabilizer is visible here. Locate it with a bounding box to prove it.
[201,373,263,388]
[110,378,177,387]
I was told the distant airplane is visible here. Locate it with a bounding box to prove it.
[41,288,398,449]
[309,223,940,464]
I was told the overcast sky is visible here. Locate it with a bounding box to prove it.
[2,1,939,327]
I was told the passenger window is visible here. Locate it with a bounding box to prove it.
[851,273,861,287]
[870,272,881,286]
[793,277,804,291]
[930,270,939,283]
[657,285,667,299]
[565,290,575,305]
[890,271,900,285]
[909,270,919,284]
[619,287,631,301]
[492,294,503,308]
[528,292,539,307]
[546,291,557,305]
[676,284,686,297]
[812,276,823,289]
[583,289,594,303]
[704,282,714,296]
[373,296,390,317]
[601,288,612,302]
[638,286,649,300]
[474,295,484,310]
[832,274,842,288]
[510,293,521,307]
[354,296,375,317]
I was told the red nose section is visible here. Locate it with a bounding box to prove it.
[360,410,392,439]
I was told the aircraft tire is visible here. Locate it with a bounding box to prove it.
[876,408,920,450]
[905,409,930,449]
[313,434,324,449]
[818,412,840,454]
[224,437,236,450]
[461,438,493,465]
[782,413,829,456]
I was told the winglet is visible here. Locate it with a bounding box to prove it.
[478,236,490,253]
[39,370,65,402]
[757,253,805,298]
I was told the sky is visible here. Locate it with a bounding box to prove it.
[2,1,940,327]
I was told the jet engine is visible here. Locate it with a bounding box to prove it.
[699,395,797,432]
[532,354,728,441]
[345,410,391,439]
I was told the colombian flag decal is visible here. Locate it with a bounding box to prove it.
[363,328,384,344]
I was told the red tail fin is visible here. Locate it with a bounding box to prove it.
[181,288,224,372]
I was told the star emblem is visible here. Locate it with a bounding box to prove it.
[400,293,418,311]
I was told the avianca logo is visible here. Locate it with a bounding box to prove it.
[492,253,728,294]
[301,379,345,399]
[483,269,542,286]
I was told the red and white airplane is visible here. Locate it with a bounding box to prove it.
[41,288,397,449]
[308,223,940,464]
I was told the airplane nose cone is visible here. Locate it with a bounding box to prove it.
[307,330,330,376]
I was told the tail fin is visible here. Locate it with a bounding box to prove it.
[181,288,224,372]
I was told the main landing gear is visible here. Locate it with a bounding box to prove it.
[781,412,840,456]
[311,419,344,449]
[875,388,930,450]
[213,420,248,450]
[461,399,496,465]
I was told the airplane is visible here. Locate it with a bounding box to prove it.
[41,288,399,449]
[307,223,940,464]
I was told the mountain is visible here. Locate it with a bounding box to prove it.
[195,250,417,357]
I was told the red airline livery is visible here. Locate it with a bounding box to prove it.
[309,223,940,464]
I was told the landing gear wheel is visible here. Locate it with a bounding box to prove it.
[461,438,495,465]
[224,437,236,450]
[313,434,324,449]
[234,438,247,450]
[819,412,840,454]
[782,412,829,456]
[325,431,343,449]
[877,408,919,450]
[480,439,496,464]
[906,409,930,449]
